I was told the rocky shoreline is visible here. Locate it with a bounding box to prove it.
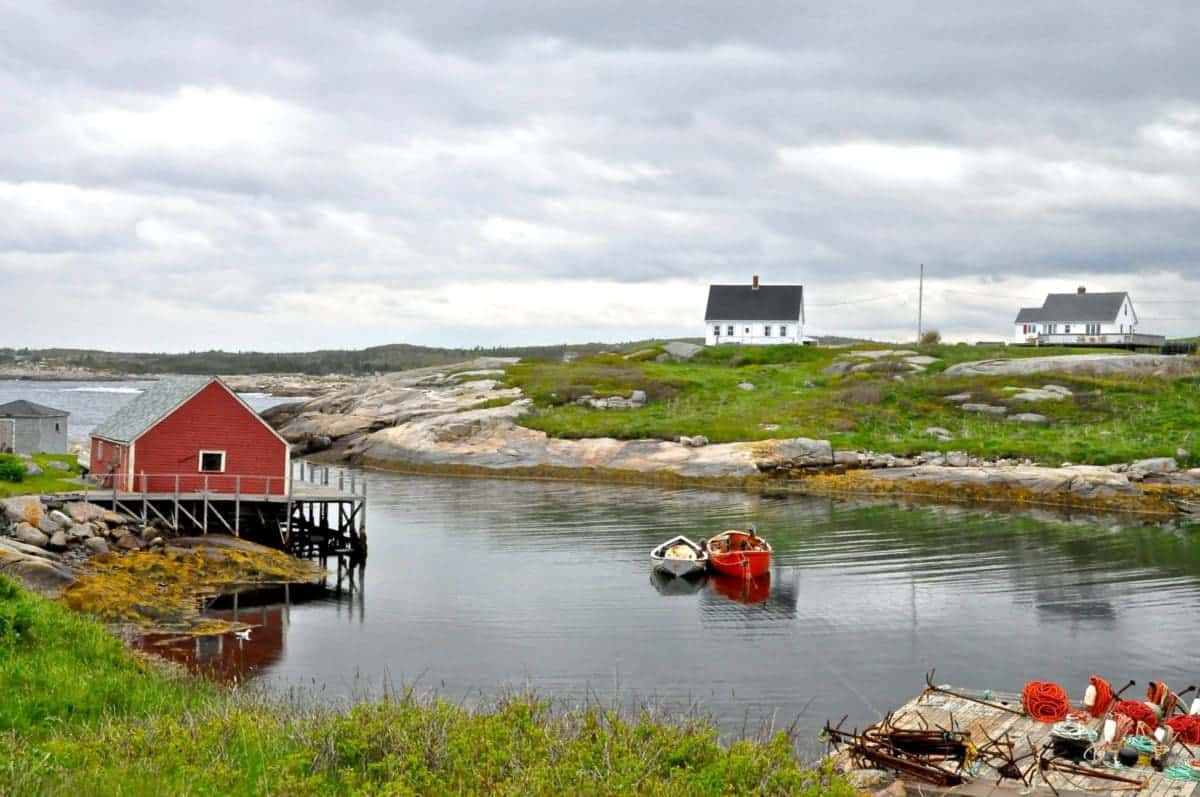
[262,358,1200,519]
[0,368,352,397]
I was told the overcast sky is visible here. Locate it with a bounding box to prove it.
[2,2,1199,351]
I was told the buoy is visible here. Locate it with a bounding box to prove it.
[1191,698,1200,716]
[1118,747,1140,767]
[1147,701,1165,720]
[1103,719,1117,743]
[1084,684,1097,708]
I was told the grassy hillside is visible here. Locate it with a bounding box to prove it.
[507,344,1200,465]
[0,578,849,796]
[0,454,82,498]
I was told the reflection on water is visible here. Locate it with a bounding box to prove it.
[152,473,1200,749]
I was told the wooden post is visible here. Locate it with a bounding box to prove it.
[173,474,180,532]
[141,472,148,523]
[203,475,209,534]
[234,475,241,537]
[338,470,344,492]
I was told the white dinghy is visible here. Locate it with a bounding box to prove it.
[650,535,709,578]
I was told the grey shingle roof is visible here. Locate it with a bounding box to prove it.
[91,375,212,443]
[1012,292,1130,324]
[0,400,69,418]
[704,284,804,321]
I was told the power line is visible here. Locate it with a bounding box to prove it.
[807,293,905,308]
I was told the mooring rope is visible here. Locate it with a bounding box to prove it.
[1023,681,1071,723]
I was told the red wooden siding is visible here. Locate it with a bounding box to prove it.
[129,381,287,495]
[89,438,130,488]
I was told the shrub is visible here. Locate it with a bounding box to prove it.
[920,329,942,345]
[0,455,26,483]
[0,577,34,641]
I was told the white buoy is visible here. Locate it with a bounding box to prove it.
[1191,697,1200,716]
[1103,718,1117,743]
[1084,684,1097,707]
[1155,727,1169,743]
[1146,701,1164,719]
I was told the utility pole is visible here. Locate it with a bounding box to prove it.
[917,263,924,342]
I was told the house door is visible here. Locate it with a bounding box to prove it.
[0,419,14,453]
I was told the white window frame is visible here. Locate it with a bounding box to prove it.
[713,325,721,337]
[198,450,227,473]
[780,325,788,337]
[97,440,105,459]
[763,325,772,337]
[726,325,734,336]
[744,326,750,334]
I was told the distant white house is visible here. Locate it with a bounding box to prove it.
[704,276,805,346]
[1013,287,1163,348]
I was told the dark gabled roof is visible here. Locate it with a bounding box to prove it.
[0,400,69,419]
[91,375,211,443]
[1013,292,1131,324]
[704,284,804,321]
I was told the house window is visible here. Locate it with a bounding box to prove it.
[55,423,60,432]
[1064,324,1071,334]
[744,327,750,334]
[1086,323,1100,335]
[713,325,721,337]
[764,325,772,337]
[779,326,787,337]
[726,325,734,336]
[199,451,226,473]
[97,440,104,459]
[1042,323,1055,335]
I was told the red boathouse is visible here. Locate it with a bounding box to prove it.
[90,376,289,495]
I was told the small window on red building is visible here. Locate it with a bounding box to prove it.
[199,451,226,473]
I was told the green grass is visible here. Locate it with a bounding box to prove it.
[506,346,1200,466]
[0,453,82,498]
[0,578,850,795]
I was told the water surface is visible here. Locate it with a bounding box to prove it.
[154,472,1200,750]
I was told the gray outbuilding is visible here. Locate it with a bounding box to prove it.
[0,400,70,455]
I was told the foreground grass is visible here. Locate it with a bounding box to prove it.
[507,344,1200,466]
[0,453,82,498]
[0,579,849,796]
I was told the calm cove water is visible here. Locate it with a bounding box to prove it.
[7,380,1200,750]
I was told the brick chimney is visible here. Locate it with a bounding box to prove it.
[1077,286,1086,294]
[752,275,760,290]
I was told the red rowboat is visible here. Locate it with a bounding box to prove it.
[704,528,771,579]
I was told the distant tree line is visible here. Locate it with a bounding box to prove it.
[0,340,704,376]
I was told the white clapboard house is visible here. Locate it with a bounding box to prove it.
[704,276,805,345]
[1014,287,1163,348]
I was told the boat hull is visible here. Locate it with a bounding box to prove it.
[704,530,772,579]
[650,535,709,578]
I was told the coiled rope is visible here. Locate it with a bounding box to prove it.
[1167,715,1200,745]
[1113,700,1159,731]
[1087,675,1114,718]
[1023,681,1071,723]
[1164,761,1200,783]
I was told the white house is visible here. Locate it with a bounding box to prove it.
[704,276,804,345]
[1013,287,1163,348]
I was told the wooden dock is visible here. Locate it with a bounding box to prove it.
[832,684,1199,796]
[57,461,367,559]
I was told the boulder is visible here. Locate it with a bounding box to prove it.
[1009,413,1050,424]
[67,524,95,541]
[108,526,129,541]
[961,403,1007,416]
[37,515,64,535]
[925,427,953,441]
[84,537,110,555]
[116,534,144,551]
[48,509,73,526]
[12,523,48,548]
[662,341,702,361]
[48,530,69,551]
[736,382,756,391]
[64,501,109,524]
[3,496,46,526]
[942,393,971,403]
[1128,457,1179,481]
[754,438,834,470]
[946,451,970,468]
[46,460,72,472]
[101,511,127,526]
[944,354,1199,378]
[834,450,863,467]
[629,390,647,405]
[23,462,44,477]
[0,548,75,598]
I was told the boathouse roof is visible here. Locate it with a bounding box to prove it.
[704,283,804,322]
[0,400,69,418]
[91,375,212,443]
[1014,291,1131,324]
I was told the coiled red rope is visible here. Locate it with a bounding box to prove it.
[1023,681,1071,723]
[1167,716,1200,745]
[1088,675,1114,718]
[1113,700,1159,731]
